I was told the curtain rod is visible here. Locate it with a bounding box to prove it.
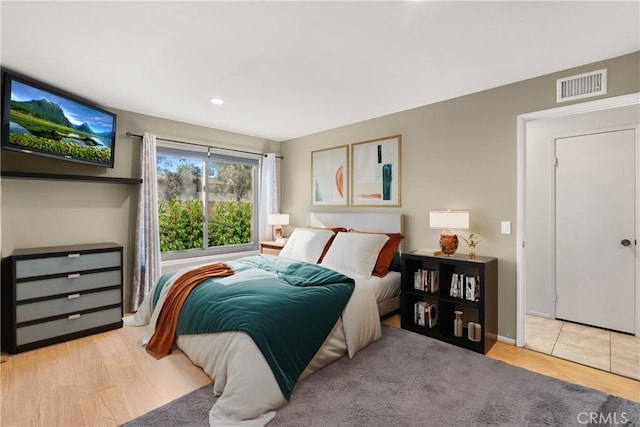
[125,132,283,159]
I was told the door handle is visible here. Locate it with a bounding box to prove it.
[621,239,631,247]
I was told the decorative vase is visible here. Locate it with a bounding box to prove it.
[468,322,476,341]
[468,246,476,260]
[454,310,463,337]
[461,233,481,260]
[439,233,458,255]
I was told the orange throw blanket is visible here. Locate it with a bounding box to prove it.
[146,263,234,359]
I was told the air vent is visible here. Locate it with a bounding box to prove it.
[557,69,607,103]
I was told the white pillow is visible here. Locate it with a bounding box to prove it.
[320,232,389,279]
[279,227,335,263]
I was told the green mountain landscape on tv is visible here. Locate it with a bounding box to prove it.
[9,97,113,165]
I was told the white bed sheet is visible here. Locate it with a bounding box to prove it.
[125,262,382,427]
[358,271,401,303]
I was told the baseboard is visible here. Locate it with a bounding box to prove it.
[498,335,516,345]
[525,310,553,319]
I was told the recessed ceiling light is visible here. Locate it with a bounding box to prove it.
[210,97,225,105]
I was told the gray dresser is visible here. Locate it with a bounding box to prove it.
[2,243,123,353]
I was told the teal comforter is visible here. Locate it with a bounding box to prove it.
[152,255,355,399]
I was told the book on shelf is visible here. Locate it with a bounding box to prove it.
[430,270,439,292]
[427,302,438,328]
[414,271,422,291]
[414,268,439,292]
[414,301,425,326]
[462,275,481,301]
[450,273,481,301]
[449,273,482,301]
[414,301,438,328]
[450,273,460,298]
[465,276,476,301]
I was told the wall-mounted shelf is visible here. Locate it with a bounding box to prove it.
[0,171,142,185]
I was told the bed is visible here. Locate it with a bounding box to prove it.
[308,212,404,317]
[126,213,404,426]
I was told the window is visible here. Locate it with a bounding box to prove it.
[156,146,259,259]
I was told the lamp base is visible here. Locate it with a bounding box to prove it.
[439,233,459,256]
[273,225,284,240]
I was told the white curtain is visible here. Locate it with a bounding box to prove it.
[259,154,278,241]
[132,132,161,311]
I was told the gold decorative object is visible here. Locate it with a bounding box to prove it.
[461,233,481,260]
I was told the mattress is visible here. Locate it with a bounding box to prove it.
[358,271,401,303]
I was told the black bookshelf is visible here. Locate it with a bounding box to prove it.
[400,252,498,354]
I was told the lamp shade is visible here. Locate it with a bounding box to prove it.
[429,211,469,230]
[268,213,290,226]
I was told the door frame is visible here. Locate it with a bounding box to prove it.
[516,92,640,347]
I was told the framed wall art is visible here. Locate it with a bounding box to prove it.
[351,135,402,207]
[311,145,349,206]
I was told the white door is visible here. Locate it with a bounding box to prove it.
[555,128,636,334]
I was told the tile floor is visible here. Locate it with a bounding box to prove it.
[525,314,640,380]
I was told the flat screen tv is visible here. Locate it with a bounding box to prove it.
[1,70,117,168]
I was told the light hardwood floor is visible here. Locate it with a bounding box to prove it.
[1,322,211,426]
[1,314,638,426]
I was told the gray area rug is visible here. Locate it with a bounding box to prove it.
[124,325,639,426]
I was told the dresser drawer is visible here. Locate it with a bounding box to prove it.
[17,289,121,323]
[16,270,121,301]
[15,251,121,279]
[16,307,122,346]
[2,243,123,354]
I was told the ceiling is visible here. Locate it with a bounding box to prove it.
[2,1,638,142]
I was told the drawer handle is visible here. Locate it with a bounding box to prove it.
[67,294,80,300]
[67,253,81,258]
[68,273,81,279]
[68,314,81,320]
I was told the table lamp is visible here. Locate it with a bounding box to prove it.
[267,213,289,242]
[429,210,469,256]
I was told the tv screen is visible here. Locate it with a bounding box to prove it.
[1,70,117,168]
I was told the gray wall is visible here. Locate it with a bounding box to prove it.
[1,108,278,311]
[280,51,639,340]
